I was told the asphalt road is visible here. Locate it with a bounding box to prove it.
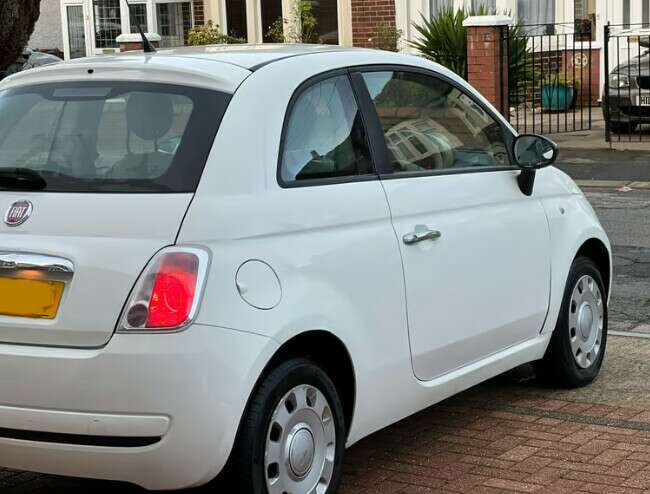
[586,189,650,331]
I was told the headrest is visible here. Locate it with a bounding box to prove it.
[126,92,174,141]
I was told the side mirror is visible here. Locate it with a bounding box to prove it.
[512,134,559,196]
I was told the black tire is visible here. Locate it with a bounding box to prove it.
[229,358,346,494]
[537,257,608,388]
[609,122,638,134]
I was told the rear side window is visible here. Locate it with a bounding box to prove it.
[280,74,373,184]
[0,82,230,192]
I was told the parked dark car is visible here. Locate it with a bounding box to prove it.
[603,37,650,134]
[0,49,62,81]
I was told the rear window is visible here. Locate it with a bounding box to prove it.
[0,82,230,192]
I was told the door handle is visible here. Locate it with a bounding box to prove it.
[402,229,442,245]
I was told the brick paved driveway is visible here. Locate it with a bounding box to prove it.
[3,335,650,494]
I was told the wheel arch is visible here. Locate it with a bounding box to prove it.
[234,330,357,444]
[575,237,611,297]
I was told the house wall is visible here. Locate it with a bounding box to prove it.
[350,0,396,47]
[30,0,64,52]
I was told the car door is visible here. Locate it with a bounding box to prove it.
[351,67,551,381]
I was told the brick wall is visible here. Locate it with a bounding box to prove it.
[193,0,205,26]
[351,0,396,48]
[466,25,509,113]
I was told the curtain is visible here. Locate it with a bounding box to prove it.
[517,0,554,27]
[430,0,453,18]
[470,0,496,12]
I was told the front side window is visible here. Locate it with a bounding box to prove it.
[94,0,122,49]
[0,82,230,192]
[280,75,373,184]
[362,71,509,174]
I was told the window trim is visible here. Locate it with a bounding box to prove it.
[276,68,380,189]
[349,64,517,181]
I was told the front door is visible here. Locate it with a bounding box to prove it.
[355,69,551,381]
[66,5,87,59]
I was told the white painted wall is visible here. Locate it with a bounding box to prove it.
[30,0,64,51]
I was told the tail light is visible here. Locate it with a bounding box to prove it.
[118,247,210,332]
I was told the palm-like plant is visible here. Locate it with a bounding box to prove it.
[410,5,531,106]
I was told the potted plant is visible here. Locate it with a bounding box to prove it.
[541,75,578,112]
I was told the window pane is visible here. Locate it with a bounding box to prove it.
[644,0,650,28]
[156,2,193,47]
[129,4,148,34]
[362,71,509,173]
[470,0,496,13]
[517,0,555,27]
[623,0,631,28]
[225,0,248,39]
[430,0,453,18]
[311,0,339,44]
[93,0,122,48]
[0,82,230,193]
[262,0,283,42]
[281,76,373,183]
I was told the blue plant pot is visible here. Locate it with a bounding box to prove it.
[541,84,575,111]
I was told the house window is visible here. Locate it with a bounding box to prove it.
[430,0,453,17]
[517,0,554,29]
[644,0,649,28]
[623,0,631,28]
[93,0,122,48]
[470,0,496,13]
[574,0,587,19]
[311,0,339,44]
[129,4,148,34]
[261,0,283,42]
[225,0,247,39]
[156,2,193,47]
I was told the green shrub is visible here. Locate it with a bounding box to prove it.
[410,5,531,106]
[371,22,403,52]
[187,21,245,46]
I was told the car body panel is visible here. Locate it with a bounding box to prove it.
[0,193,192,347]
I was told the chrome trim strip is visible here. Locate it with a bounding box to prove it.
[0,253,74,282]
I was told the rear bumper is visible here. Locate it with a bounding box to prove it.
[0,324,277,490]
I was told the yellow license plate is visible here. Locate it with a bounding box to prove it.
[0,277,65,319]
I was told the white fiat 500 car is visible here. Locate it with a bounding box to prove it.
[0,45,610,493]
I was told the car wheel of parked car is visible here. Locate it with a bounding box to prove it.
[609,122,638,134]
[537,257,607,388]
[231,358,346,494]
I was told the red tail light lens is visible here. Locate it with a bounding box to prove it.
[118,247,209,332]
[147,253,199,328]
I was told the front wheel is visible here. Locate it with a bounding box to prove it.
[537,257,608,388]
[230,359,346,494]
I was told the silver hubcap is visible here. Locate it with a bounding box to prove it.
[265,385,336,494]
[569,275,604,369]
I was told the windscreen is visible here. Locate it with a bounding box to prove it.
[0,82,230,192]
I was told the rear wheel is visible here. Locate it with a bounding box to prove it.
[231,359,346,494]
[537,257,607,388]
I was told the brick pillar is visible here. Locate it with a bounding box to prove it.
[351,0,396,48]
[464,16,513,115]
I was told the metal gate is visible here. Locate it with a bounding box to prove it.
[506,22,594,135]
[604,23,650,142]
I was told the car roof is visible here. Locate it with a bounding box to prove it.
[148,43,367,70]
[0,44,374,93]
